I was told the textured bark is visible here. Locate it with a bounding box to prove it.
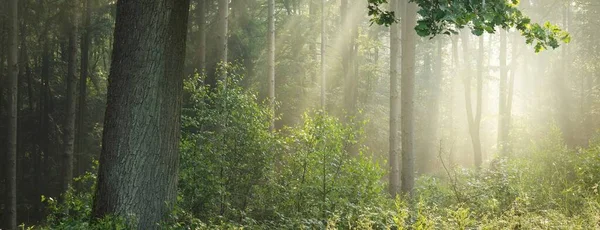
[320,0,326,109]
[498,30,508,156]
[197,0,206,71]
[6,0,19,228]
[91,1,190,229]
[400,0,417,196]
[268,0,275,131]
[63,0,78,194]
[77,0,91,176]
[388,0,400,197]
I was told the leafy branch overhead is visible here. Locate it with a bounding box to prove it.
[367,0,571,52]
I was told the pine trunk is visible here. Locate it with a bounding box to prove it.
[268,0,275,131]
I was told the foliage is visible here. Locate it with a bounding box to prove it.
[367,0,570,52]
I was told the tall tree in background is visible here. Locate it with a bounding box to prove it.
[5,0,19,228]
[498,30,508,156]
[388,0,400,197]
[320,0,326,109]
[218,0,229,79]
[268,0,275,131]
[197,0,206,72]
[463,33,483,168]
[77,0,91,176]
[91,0,190,228]
[557,1,573,146]
[62,0,78,194]
[400,0,417,195]
[206,0,228,88]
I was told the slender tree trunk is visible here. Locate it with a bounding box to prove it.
[197,0,206,71]
[557,1,573,146]
[91,1,190,229]
[77,0,91,176]
[506,32,518,152]
[206,0,228,89]
[63,0,78,194]
[6,0,19,228]
[320,0,326,109]
[268,0,275,131]
[309,0,317,83]
[388,0,400,197]
[400,0,417,196]
[462,33,483,168]
[498,30,508,156]
[218,0,228,80]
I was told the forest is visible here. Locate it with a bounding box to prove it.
[0,0,598,229]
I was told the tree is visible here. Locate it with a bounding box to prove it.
[320,0,326,109]
[268,0,275,131]
[400,0,417,195]
[77,0,91,176]
[62,0,78,194]
[5,0,19,228]
[498,30,508,156]
[91,0,190,228]
[388,0,400,197]
[197,0,207,71]
[462,33,483,168]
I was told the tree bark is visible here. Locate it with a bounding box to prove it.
[6,0,19,228]
[268,0,275,131]
[63,0,78,194]
[400,0,417,196]
[388,0,400,197]
[91,1,190,229]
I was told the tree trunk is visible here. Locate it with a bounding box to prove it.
[320,0,326,109]
[388,0,400,197]
[6,0,19,228]
[63,0,78,194]
[498,30,508,156]
[197,0,206,71]
[77,0,91,176]
[463,33,483,169]
[400,0,417,196]
[91,1,190,229]
[206,0,228,89]
[268,0,275,131]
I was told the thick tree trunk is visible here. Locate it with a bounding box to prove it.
[400,0,417,196]
[388,0,400,197]
[6,0,19,228]
[77,0,91,176]
[320,0,326,109]
[91,1,190,229]
[268,0,275,131]
[63,0,78,194]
